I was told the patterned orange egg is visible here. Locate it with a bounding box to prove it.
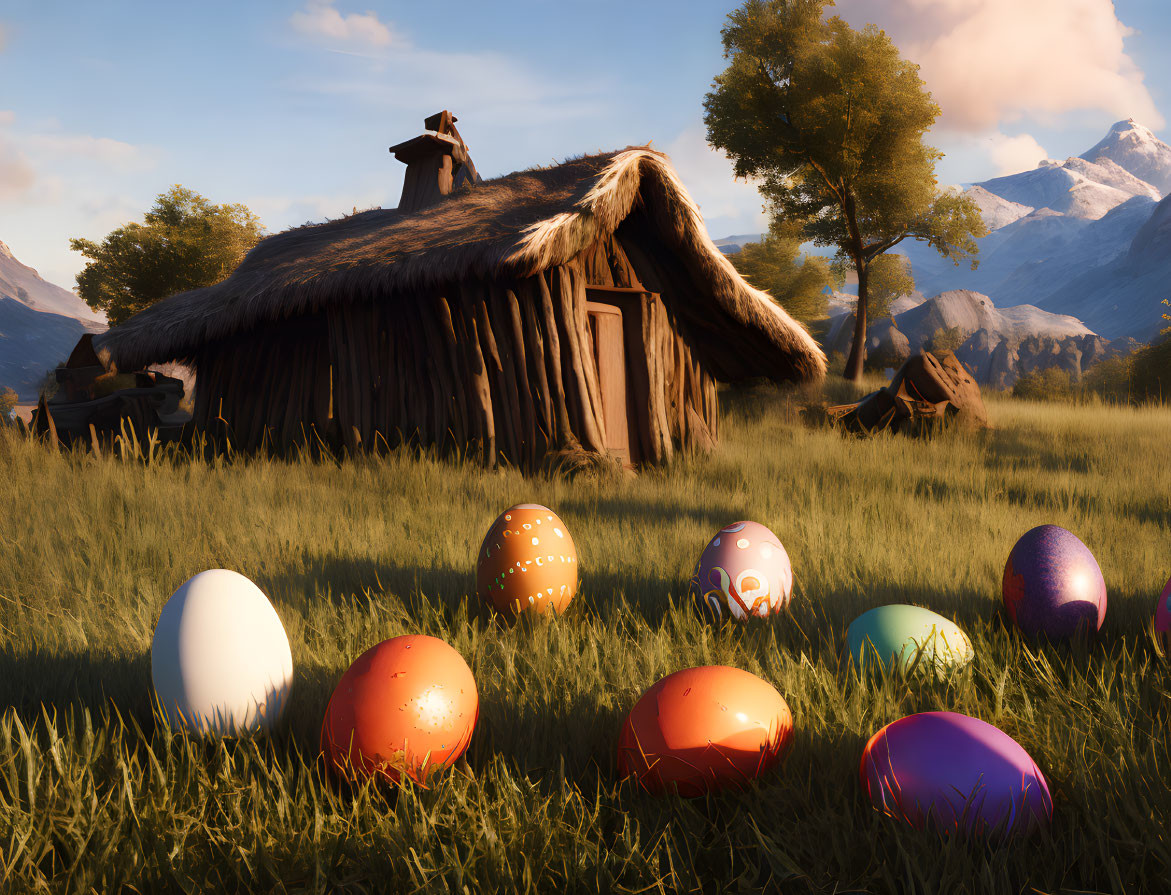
[476,504,578,616]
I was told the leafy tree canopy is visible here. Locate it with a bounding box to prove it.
[70,186,264,326]
[729,218,843,323]
[0,386,16,422]
[704,0,986,380]
[865,253,914,320]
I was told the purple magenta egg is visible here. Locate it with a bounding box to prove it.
[1002,525,1106,639]
[1156,575,1171,653]
[860,711,1052,837]
[688,521,793,620]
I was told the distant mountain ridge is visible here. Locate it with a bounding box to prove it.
[0,241,105,399]
[0,240,103,323]
[0,297,97,400]
[890,119,1171,342]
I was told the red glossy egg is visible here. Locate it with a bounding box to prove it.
[320,635,478,786]
[617,665,793,797]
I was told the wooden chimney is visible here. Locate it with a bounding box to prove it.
[389,110,481,213]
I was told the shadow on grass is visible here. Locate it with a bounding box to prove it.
[556,494,746,530]
[0,646,154,723]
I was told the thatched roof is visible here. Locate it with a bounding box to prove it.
[94,148,826,382]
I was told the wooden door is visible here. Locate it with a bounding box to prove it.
[586,300,631,466]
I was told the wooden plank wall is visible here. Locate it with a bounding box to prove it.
[189,233,719,466]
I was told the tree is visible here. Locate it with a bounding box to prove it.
[729,218,842,322]
[865,253,913,321]
[0,386,16,422]
[71,185,264,325]
[704,0,987,382]
[926,325,965,354]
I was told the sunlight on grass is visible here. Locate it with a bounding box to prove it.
[1,388,1169,892]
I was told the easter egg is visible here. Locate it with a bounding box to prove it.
[476,504,577,616]
[845,605,973,675]
[1003,525,1107,639]
[151,569,294,735]
[320,635,478,786]
[1156,574,1171,652]
[617,665,793,797]
[860,711,1052,837]
[688,521,793,620]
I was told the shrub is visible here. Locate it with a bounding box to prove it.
[1131,331,1171,403]
[1082,355,1135,403]
[927,326,965,353]
[0,386,16,423]
[1012,366,1073,401]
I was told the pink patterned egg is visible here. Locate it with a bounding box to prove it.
[688,521,793,620]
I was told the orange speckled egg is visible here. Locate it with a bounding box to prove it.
[617,665,793,797]
[320,635,478,786]
[476,504,578,616]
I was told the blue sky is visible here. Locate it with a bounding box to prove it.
[2,0,1169,292]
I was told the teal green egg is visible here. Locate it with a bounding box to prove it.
[845,604,973,674]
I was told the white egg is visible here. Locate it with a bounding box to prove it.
[151,569,294,735]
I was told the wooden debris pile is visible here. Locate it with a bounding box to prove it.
[31,334,189,449]
[823,350,989,435]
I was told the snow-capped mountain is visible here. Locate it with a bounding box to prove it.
[1080,118,1171,195]
[973,155,1159,221]
[964,186,1034,230]
[887,119,1171,341]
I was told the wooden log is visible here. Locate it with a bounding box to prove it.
[551,265,604,453]
[416,297,456,453]
[327,307,357,452]
[568,262,609,448]
[462,293,496,465]
[485,283,526,466]
[503,285,538,467]
[451,289,487,456]
[403,298,434,448]
[535,271,577,450]
[517,279,553,458]
[475,286,518,464]
[436,295,470,449]
[620,292,655,465]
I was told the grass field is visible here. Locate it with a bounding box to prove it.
[1,386,1169,894]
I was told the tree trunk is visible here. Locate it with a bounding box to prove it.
[843,259,869,384]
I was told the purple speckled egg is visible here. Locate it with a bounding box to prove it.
[861,711,1052,838]
[1156,575,1171,652]
[688,521,793,620]
[1002,525,1106,639]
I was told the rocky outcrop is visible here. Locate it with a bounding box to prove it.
[824,313,912,370]
[955,330,1138,389]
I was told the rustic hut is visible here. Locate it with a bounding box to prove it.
[93,112,826,468]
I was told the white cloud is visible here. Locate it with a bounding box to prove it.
[291,1,395,48]
[290,44,613,130]
[0,143,35,199]
[981,131,1049,176]
[244,188,388,230]
[0,110,14,126]
[664,125,769,234]
[834,0,1163,131]
[23,132,152,170]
